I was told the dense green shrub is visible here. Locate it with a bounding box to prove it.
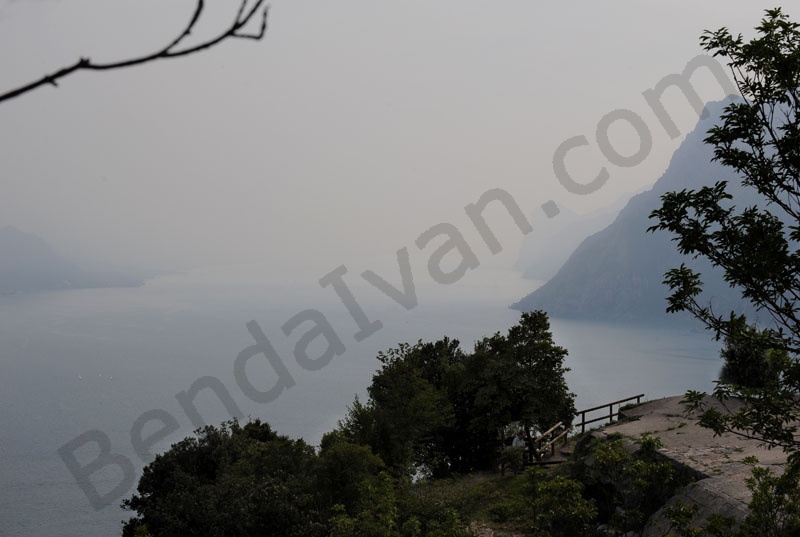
[528,475,597,537]
[570,434,687,533]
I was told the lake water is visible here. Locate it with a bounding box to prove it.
[0,268,721,537]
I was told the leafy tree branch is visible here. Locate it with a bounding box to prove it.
[650,7,800,454]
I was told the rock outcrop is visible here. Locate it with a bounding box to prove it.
[593,396,789,535]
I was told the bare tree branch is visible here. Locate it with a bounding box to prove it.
[0,0,270,105]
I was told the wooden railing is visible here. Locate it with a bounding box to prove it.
[574,393,645,433]
[517,393,646,466]
[539,424,572,458]
[530,421,568,460]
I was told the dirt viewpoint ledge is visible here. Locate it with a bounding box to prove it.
[592,395,789,536]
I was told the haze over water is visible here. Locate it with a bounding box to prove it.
[0,268,720,537]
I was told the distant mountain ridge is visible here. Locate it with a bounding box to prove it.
[514,193,636,282]
[0,226,143,294]
[512,98,753,321]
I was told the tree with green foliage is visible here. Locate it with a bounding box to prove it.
[121,420,326,537]
[338,312,575,478]
[122,419,476,537]
[315,432,388,519]
[468,311,575,438]
[338,337,462,476]
[649,7,800,454]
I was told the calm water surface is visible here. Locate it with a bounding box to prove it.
[0,270,720,536]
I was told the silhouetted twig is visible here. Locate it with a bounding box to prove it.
[0,0,269,104]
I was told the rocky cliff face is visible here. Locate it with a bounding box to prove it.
[512,98,752,321]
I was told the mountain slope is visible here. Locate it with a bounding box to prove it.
[0,226,142,293]
[514,195,632,282]
[512,98,751,321]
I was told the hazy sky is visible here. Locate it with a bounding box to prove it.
[0,1,779,281]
